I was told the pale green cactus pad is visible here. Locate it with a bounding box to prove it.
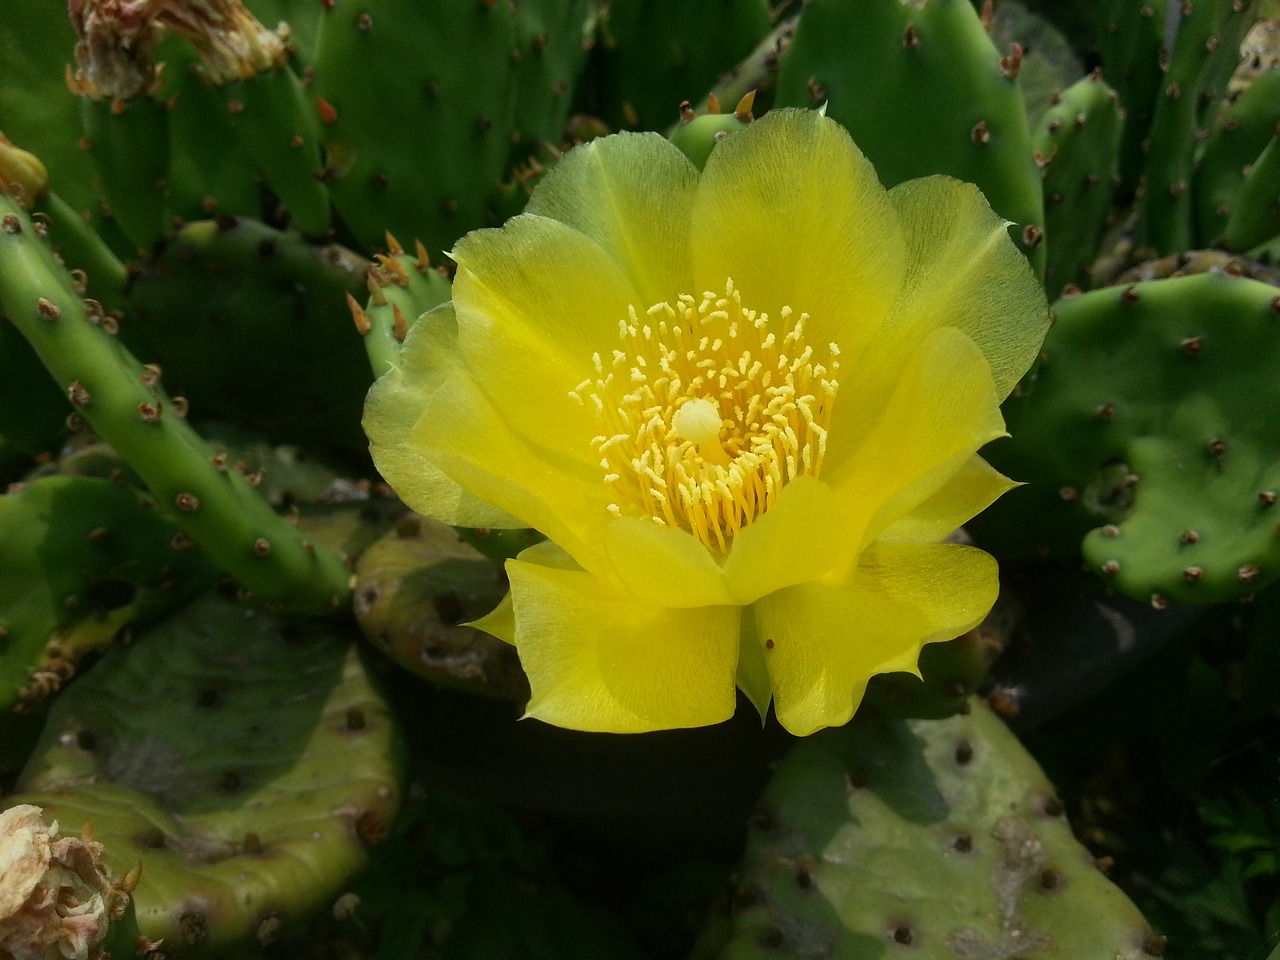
[8,591,403,955]
[696,700,1159,958]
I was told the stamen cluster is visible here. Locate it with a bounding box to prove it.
[573,279,840,551]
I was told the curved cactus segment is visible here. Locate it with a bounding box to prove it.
[1194,70,1280,247]
[1034,71,1125,295]
[1135,0,1259,255]
[698,700,1158,958]
[0,194,352,613]
[123,215,372,450]
[353,512,529,701]
[0,475,219,712]
[774,0,1045,276]
[10,591,403,955]
[980,273,1280,604]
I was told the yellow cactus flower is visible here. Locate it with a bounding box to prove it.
[364,108,1049,736]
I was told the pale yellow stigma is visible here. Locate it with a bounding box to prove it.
[571,278,840,553]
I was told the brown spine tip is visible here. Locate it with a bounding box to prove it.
[999,43,1023,80]
[1058,486,1079,502]
[1180,335,1203,354]
[1183,566,1204,582]
[1237,564,1260,583]
[971,120,991,145]
[347,293,372,335]
[175,492,200,512]
[137,401,162,422]
[1022,223,1044,247]
[253,537,271,556]
[1100,559,1121,575]
[734,89,756,122]
[1,213,21,234]
[1259,491,1277,507]
[1121,285,1141,303]
[1179,529,1201,544]
[1150,593,1169,610]
[392,303,408,341]
[903,22,919,49]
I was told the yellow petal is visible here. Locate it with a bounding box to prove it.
[882,176,1049,401]
[879,455,1017,543]
[752,541,999,736]
[449,215,646,472]
[824,327,1007,552]
[688,108,905,365]
[470,591,515,644]
[364,304,520,528]
[722,475,847,604]
[506,544,741,732]
[367,304,614,573]
[603,517,734,608]
[523,131,698,306]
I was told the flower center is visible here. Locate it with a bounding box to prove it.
[572,278,840,552]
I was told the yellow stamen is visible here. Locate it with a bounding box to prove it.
[572,279,840,552]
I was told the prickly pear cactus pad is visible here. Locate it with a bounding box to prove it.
[0,475,219,713]
[353,512,529,701]
[698,700,1159,959]
[363,107,1050,736]
[774,0,1045,276]
[8,591,403,955]
[978,273,1280,604]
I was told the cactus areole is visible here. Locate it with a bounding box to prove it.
[363,108,1050,736]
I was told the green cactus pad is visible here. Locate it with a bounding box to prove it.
[123,215,372,451]
[774,0,1045,276]
[0,475,219,713]
[979,273,1280,604]
[313,0,523,256]
[353,513,528,701]
[10,590,404,955]
[1033,71,1124,295]
[697,700,1159,958]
